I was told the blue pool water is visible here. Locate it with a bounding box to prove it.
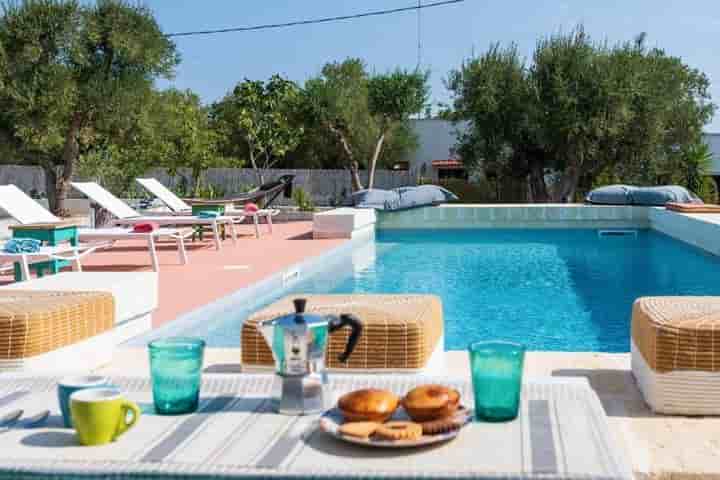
[178,229,720,352]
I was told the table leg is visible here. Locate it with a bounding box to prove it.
[253,215,260,239]
[267,212,273,234]
[19,255,31,281]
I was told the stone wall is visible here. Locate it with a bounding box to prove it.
[0,166,414,206]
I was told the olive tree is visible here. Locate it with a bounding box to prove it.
[0,0,178,214]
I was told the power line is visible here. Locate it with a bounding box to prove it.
[166,0,465,38]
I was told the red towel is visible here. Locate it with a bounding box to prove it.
[132,222,159,233]
[244,203,259,213]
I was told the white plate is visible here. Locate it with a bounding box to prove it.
[319,407,471,448]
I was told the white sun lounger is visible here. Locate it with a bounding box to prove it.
[136,177,277,238]
[72,181,237,250]
[0,243,100,281]
[0,185,189,272]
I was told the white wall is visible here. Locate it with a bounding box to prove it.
[706,133,720,175]
[404,119,469,181]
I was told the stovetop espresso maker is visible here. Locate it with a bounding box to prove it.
[258,298,362,415]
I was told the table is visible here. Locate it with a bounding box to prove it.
[8,222,79,281]
[0,375,631,479]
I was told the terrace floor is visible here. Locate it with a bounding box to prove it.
[1,221,346,327]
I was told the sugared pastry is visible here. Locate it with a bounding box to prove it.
[375,421,423,441]
[339,421,381,438]
[402,384,461,422]
[338,388,399,422]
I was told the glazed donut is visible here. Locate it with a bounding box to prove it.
[375,421,423,441]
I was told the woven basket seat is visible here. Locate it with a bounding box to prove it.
[242,294,443,371]
[631,296,720,414]
[0,290,114,360]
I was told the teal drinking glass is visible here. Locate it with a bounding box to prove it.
[149,337,206,415]
[468,341,525,422]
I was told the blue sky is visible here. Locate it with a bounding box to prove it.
[150,0,720,132]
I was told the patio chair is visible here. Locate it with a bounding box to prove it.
[0,185,190,273]
[71,182,237,250]
[136,176,288,238]
[0,243,100,281]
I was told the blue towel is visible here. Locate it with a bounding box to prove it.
[3,238,42,254]
[197,211,220,219]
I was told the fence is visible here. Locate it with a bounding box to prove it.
[0,166,416,206]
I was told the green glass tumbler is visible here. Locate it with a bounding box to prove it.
[468,341,525,422]
[149,337,205,415]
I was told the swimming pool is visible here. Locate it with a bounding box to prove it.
[174,228,720,352]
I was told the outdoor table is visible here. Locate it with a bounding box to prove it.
[0,374,631,480]
[8,222,79,281]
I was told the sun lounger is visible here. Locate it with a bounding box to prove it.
[0,185,190,272]
[71,182,237,250]
[136,177,280,238]
[0,243,100,281]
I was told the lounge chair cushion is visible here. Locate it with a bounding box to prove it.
[586,185,702,206]
[241,294,444,371]
[353,185,458,211]
[0,290,114,360]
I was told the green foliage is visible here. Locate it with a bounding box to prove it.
[212,75,303,185]
[0,0,178,213]
[447,27,716,203]
[292,187,315,212]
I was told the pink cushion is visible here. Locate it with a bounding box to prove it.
[132,222,158,233]
[244,203,259,213]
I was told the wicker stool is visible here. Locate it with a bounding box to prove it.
[0,290,115,373]
[242,294,444,372]
[632,296,720,415]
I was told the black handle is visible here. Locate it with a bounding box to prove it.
[328,313,363,363]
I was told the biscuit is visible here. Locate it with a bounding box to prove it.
[375,421,423,441]
[420,417,463,435]
[339,421,380,438]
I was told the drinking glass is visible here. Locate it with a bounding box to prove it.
[468,341,525,422]
[149,337,205,415]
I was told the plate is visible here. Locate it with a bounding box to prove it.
[318,407,471,448]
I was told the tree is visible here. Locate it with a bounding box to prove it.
[0,0,178,214]
[303,58,374,191]
[212,75,303,185]
[366,69,428,189]
[447,27,716,202]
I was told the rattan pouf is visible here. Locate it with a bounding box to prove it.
[242,294,444,372]
[632,296,720,415]
[0,290,115,373]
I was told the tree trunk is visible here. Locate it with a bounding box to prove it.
[553,160,582,203]
[248,149,264,186]
[327,123,363,191]
[527,156,549,203]
[53,112,83,216]
[368,132,386,190]
[43,165,59,213]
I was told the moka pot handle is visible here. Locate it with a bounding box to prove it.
[328,314,363,363]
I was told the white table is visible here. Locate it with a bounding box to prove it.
[0,375,631,479]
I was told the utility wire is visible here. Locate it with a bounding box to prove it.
[166,0,464,38]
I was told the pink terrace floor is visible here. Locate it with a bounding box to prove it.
[3,222,345,327]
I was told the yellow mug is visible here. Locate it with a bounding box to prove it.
[70,388,140,446]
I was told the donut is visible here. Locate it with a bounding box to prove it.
[338,389,399,422]
[402,384,461,422]
[375,421,423,441]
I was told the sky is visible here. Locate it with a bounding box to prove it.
[148,0,720,133]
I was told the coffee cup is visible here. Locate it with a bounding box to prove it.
[70,388,140,446]
[58,376,111,428]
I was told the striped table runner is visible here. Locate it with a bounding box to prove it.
[0,375,631,479]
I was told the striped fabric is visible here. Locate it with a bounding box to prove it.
[0,375,631,479]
